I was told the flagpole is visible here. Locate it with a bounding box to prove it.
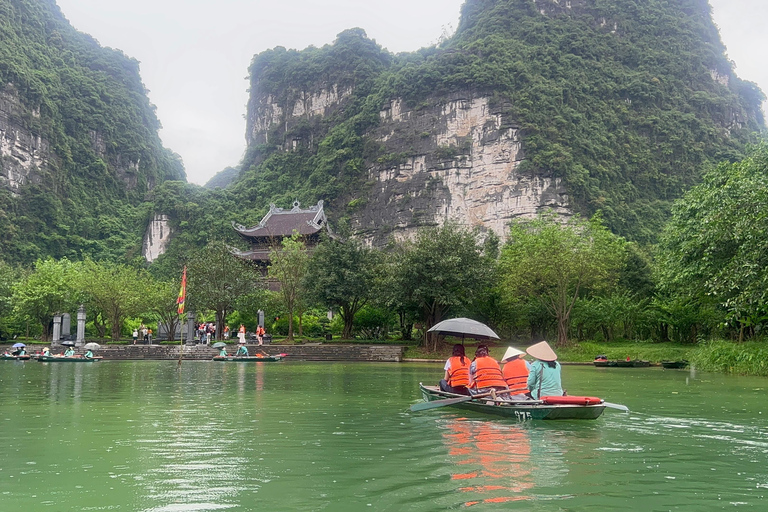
[176,266,187,367]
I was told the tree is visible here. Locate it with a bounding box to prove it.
[305,237,380,339]
[656,144,768,340]
[383,223,494,351]
[146,280,183,342]
[12,258,79,342]
[186,244,262,341]
[77,260,154,341]
[269,233,310,340]
[499,212,627,347]
[0,261,21,339]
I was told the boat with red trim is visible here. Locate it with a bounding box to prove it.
[416,384,606,420]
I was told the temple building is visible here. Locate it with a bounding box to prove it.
[231,200,331,271]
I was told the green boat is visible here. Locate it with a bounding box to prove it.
[1,354,30,360]
[594,359,650,368]
[417,384,606,420]
[213,355,284,362]
[36,356,102,362]
[661,360,689,369]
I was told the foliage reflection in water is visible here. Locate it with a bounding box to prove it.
[1,362,768,510]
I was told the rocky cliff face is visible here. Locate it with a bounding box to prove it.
[0,85,51,193]
[358,94,569,245]
[247,86,569,245]
[142,214,172,263]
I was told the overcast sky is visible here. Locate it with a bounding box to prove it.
[54,0,767,186]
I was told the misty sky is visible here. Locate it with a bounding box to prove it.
[54,0,767,186]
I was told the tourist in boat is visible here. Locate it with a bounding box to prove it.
[218,346,228,357]
[16,347,27,356]
[526,341,564,399]
[64,346,76,357]
[440,344,471,395]
[501,346,531,400]
[468,345,510,399]
[84,349,94,359]
[235,342,249,357]
[41,347,51,357]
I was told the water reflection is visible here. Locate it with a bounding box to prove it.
[440,418,535,506]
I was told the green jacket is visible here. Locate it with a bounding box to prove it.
[527,360,563,399]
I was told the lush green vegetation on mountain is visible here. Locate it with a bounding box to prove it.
[0,0,184,264]
[237,0,764,244]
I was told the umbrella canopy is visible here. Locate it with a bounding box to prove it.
[212,342,227,349]
[427,318,500,341]
[12,342,26,348]
[60,340,75,346]
[83,343,101,350]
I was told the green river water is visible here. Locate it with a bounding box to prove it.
[1,360,767,511]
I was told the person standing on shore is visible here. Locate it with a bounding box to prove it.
[133,329,138,344]
[256,325,265,345]
[238,324,246,344]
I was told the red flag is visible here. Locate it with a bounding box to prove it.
[176,266,187,315]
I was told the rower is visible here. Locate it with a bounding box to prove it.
[235,342,249,357]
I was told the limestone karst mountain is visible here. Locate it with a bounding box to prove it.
[237,0,764,246]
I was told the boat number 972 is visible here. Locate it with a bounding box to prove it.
[514,411,532,421]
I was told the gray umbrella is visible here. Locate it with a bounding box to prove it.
[212,342,227,349]
[60,340,75,346]
[427,318,500,341]
[83,342,101,350]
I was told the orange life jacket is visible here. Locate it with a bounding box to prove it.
[447,356,470,387]
[502,358,530,394]
[471,356,507,389]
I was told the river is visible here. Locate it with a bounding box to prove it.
[1,360,766,510]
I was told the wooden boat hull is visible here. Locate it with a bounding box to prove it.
[418,384,605,420]
[2,355,30,360]
[594,360,650,368]
[661,360,689,369]
[36,356,102,362]
[213,355,283,362]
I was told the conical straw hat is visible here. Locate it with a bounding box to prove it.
[526,341,557,361]
[501,346,525,362]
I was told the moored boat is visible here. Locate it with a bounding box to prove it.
[661,360,689,369]
[213,355,284,362]
[594,359,650,368]
[1,354,31,360]
[417,384,606,420]
[36,356,102,362]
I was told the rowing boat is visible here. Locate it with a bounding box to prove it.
[661,360,689,369]
[417,384,606,420]
[36,356,102,362]
[593,359,650,368]
[212,355,284,362]
[1,354,30,360]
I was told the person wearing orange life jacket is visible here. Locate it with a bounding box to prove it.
[501,346,532,401]
[440,344,471,395]
[468,345,510,400]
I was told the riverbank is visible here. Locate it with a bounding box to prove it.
[0,343,406,362]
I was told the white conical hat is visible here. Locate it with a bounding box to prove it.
[526,341,558,361]
[502,346,525,361]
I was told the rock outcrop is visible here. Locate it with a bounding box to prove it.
[0,85,52,193]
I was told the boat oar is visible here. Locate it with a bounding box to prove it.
[603,401,630,412]
[410,389,514,412]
